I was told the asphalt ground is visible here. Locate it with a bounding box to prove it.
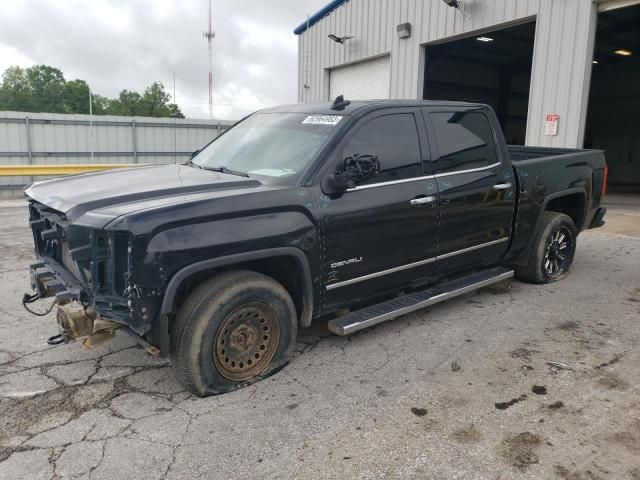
[0,198,638,480]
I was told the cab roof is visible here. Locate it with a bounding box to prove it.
[259,99,486,116]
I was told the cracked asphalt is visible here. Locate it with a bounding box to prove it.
[1,198,639,480]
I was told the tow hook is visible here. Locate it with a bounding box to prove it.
[47,333,66,345]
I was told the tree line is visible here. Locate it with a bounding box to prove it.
[0,65,184,118]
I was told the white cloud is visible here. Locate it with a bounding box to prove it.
[0,0,327,119]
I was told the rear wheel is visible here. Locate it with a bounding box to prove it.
[170,270,297,396]
[515,212,577,284]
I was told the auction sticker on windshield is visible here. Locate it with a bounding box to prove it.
[302,115,343,126]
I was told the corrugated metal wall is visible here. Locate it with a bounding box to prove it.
[297,0,599,148]
[0,111,234,196]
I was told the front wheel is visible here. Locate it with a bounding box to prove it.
[170,270,298,396]
[515,212,577,284]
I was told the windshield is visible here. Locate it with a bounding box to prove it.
[192,112,343,180]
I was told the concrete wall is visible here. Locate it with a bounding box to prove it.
[297,0,601,148]
[0,111,234,196]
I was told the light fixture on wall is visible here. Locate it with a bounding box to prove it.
[328,34,354,44]
[476,36,494,42]
[614,49,632,56]
[442,0,471,19]
[397,23,411,39]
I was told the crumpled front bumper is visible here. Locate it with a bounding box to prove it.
[30,258,84,304]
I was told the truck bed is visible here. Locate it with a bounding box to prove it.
[507,143,606,260]
[508,145,591,162]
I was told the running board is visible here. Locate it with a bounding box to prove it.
[328,267,514,336]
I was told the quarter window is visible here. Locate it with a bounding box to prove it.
[342,113,422,185]
[431,112,498,174]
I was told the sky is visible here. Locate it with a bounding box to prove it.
[0,0,327,119]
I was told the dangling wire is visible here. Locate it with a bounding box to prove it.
[22,293,57,317]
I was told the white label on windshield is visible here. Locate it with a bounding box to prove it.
[302,115,342,126]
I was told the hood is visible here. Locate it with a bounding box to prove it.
[25,164,262,223]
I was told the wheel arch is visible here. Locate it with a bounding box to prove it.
[540,188,587,231]
[160,247,314,327]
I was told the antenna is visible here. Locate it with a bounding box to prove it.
[203,0,215,119]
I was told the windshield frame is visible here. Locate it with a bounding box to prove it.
[190,111,350,186]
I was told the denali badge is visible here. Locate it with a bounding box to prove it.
[331,257,362,269]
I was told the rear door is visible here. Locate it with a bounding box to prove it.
[423,107,516,275]
[320,108,439,310]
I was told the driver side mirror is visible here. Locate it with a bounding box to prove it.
[322,153,380,195]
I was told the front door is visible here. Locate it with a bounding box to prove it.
[319,109,439,311]
[424,108,516,275]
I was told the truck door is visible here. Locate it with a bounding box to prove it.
[423,107,516,275]
[319,108,439,310]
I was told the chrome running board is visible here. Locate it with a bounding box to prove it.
[328,267,514,335]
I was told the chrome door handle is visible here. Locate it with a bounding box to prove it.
[410,196,437,206]
[493,182,512,191]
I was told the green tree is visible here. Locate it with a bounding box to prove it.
[141,82,184,117]
[63,79,91,114]
[0,66,33,111]
[25,65,66,112]
[90,94,110,115]
[0,64,185,118]
[105,89,143,116]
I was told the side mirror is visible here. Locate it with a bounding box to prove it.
[342,154,380,184]
[190,149,201,159]
[321,153,380,195]
[322,171,352,195]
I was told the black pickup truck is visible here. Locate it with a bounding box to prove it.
[24,98,607,396]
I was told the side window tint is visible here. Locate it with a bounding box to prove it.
[343,113,422,185]
[431,112,498,173]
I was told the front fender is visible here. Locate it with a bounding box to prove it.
[159,247,314,327]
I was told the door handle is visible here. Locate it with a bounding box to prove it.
[410,196,437,206]
[493,182,512,191]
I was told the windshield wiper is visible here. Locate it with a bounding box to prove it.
[202,166,250,178]
[184,159,203,169]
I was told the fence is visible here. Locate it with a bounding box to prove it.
[0,111,235,197]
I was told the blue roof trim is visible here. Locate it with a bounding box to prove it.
[293,0,350,35]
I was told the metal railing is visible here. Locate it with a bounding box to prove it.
[0,164,145,176]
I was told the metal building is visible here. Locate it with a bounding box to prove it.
[295,0,640,191]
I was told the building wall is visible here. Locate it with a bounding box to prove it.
[0,111,234,195]
[297,0,599,148]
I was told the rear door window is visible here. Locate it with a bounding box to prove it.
[430,111,498,174]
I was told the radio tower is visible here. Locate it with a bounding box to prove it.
[203,0,215,119]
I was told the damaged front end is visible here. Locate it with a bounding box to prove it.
[26,200,160,354]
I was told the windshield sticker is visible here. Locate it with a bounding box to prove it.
[302,115,343,126]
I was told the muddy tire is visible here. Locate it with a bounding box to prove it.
[515,211,577,284]
[170,270,297,396]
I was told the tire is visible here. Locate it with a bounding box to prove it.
[515,211,577,284]
[170,270,298,396]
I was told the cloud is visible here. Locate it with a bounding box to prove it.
[0,0,326,119]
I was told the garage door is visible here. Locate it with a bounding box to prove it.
[329,55,391,100]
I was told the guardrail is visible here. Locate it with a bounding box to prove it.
[0,164,144,176]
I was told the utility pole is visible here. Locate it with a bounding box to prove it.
[203,0,215,119]
[88,87,94,161]
[172,72,177,163]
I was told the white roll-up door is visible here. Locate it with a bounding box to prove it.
[328,55,391,101]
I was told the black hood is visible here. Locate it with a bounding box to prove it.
[25,164,262,223]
